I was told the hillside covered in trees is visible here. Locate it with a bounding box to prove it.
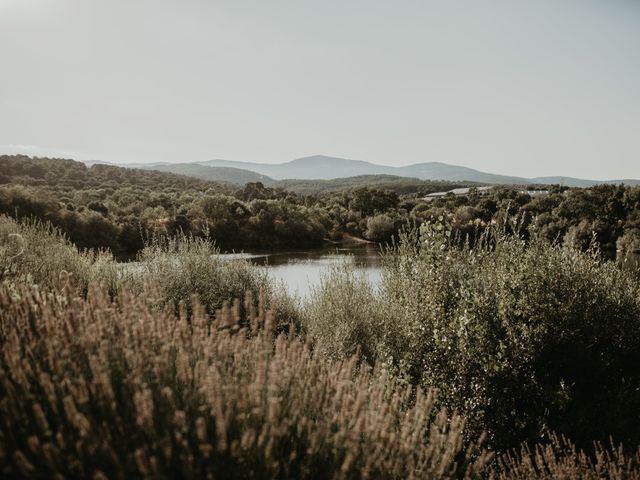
[1,155,640,257]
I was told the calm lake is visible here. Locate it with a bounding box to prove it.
[218,244,383,299]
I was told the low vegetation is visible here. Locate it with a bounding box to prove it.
[0,215,282,320]
[492,436,640,479]
[273,174,471,195]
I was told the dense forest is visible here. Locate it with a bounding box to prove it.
[1,155,640,256]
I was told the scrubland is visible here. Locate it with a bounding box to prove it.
[2,213,640,478]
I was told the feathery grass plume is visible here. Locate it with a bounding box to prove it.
[0,282,491,479]
[491,435,640,480]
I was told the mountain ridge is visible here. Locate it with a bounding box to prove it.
[81,155,639,187]
[198,155,638,187]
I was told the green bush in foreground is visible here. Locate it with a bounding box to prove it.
[304,221,640,452]
[379,223,640,451]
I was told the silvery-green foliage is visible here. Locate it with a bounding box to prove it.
[303,262,384,364]
[379,218,640,451]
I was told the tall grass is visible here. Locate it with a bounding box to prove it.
[0,283,490,479]
[0,215,282,319]
[491,435,640,479]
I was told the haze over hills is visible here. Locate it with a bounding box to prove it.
[199,155,639,187]
[80,155,639,188]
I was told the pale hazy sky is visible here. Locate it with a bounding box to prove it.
[1,0,639,179]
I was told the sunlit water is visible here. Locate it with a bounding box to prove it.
[218,244,383,299]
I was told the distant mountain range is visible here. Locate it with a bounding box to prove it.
[100,155,639,188]
[199,156,639,187]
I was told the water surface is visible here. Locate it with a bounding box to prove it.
[219,244,383,299]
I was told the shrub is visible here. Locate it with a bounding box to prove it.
[303,264,383,364]
[378,222,640,451]
[0,215,94,289]
[364,214,396,242]
[617,229,640,256]
[134,234,272,316]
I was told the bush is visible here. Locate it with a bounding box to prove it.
[378,222,640,451]
[364,214,396,242]
[0,215,95,290]
[303,264,383,364]
[134,234,272,316]
[617,229,640,256]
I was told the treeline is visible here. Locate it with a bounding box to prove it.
[0,156,329,253]
[2,155,640,256]
[0,155,219,190]
[412,184,640,254]
[273,174,475,195]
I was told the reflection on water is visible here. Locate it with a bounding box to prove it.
[218,244,383,299]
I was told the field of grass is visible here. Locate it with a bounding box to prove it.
[2,213,640,478]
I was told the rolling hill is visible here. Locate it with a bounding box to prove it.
[199,155,638,187]
[199,155,530,183]
[201,156,393,180]
[529,176,640,188]
[134,163,275,185]
[91,155,639,188]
